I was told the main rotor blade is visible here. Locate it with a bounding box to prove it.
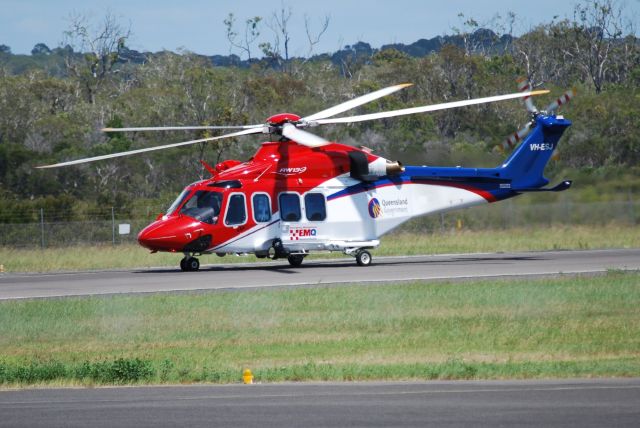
[36,127,263,169]
[315,90,551,125]
[101,125,262,132]
[302,83,412,122]
[281,123,330,148]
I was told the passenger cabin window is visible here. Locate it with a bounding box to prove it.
[304,193,327,221]
[224,194,247,226]
[252,194,271,223]
[279,193,301,222]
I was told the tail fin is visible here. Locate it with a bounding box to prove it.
[500,115,571,188]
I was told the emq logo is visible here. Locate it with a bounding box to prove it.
[289,228,317,240]
[368,198,382,218]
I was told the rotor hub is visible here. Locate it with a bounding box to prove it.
[266,113,301,126]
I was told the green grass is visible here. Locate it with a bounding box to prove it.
[1,272,639,386]
[0,224,638,273]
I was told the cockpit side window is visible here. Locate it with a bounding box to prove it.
[179,190,223,224]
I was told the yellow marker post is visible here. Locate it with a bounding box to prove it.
[243,369,253,384]
[0,264,4,273]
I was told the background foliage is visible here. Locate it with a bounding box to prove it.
[0,0,638,223]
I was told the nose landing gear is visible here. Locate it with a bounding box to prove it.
[355,249,372,266]
[180,255,200,271]
[344,248,373,266]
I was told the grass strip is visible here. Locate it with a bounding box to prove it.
[1,272,639,386]
[2,358,639,387]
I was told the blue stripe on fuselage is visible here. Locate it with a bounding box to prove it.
[327,166,516,202]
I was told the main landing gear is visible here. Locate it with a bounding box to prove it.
[180,255,200,272]
[267,239,307,267]
[287,254,306,267]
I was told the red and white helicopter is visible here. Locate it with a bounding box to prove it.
[39,83,574,271]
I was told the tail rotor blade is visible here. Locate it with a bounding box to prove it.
[545,88,577,114]
[517,77,538,113]
[500,122,532,151]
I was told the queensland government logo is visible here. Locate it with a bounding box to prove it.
[368,198,382,218]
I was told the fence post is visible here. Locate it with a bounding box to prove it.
[40,208,45,249]
[112,207,116,245]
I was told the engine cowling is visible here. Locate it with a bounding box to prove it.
[349,151,404,181]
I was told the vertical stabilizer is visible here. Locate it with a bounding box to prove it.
[500,115,571,188]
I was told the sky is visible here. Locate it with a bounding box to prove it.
[2,0,639,56]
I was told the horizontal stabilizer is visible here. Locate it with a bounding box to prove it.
[513,180,572,193]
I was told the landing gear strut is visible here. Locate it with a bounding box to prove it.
[180,255,200,271]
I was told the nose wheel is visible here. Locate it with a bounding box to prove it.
[344,248,373,266]
[180,256,200,272]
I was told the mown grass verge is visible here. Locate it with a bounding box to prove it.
[1,272,639,387]
[1,224,639,272]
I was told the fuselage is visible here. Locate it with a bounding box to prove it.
[138,139,517,255]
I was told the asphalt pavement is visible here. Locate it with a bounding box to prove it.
[1,379,639,427]
[0,248,639,300]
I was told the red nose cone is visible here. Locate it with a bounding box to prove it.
[138,216,205,252]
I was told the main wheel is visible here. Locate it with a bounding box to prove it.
[355,250,372,266]
[183,257,200,271]
[287,254,305,267]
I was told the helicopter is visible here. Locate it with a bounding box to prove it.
[38,83,574,271]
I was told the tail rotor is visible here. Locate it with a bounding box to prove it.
[499,78,576,153]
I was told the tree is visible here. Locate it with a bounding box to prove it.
[304,14,330,58]
[224,13,262,62]
[563,0,626,93]
[260,3,293,71]
[513,23,570,87]
[63,11,131,103]
[31,43,51,56]
[0,45,10,54]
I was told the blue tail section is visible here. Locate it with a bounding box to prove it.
[500,115,571,188]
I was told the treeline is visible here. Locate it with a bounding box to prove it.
[0,0,639,223]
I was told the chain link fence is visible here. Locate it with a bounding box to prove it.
[0,200,638,249]
[401,199,639,234]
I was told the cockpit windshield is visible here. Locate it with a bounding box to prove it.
[166,188,191,216]
[178,190,223,224]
